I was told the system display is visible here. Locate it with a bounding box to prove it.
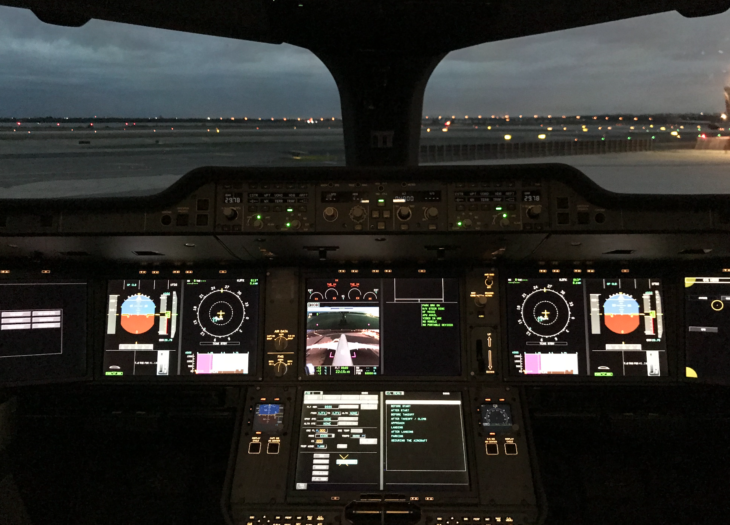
[305,277,460,376]
[685,277,730,384]
[0,282,87,385]
[253,404,285,434]
[103,278,259,378]
[481,403,513,433]
[507,277,666,377]
[294,391,469,492]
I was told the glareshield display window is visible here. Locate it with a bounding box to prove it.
[0,282,87,385]
[103,278,259,378]
[507,277,666,378]
[685,277,730,384]
[294,391,469,492]
[304,278,461,376]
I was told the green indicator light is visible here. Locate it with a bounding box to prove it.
[601,137,605,140]
[495,206,503,211]
[378,199,384,203]
[286,222,291,228]
[256,215,261,220]
[457,221,463,227]
[286,208,293,212]
[627,137,631,140]
[651,136,655,139]
[594,372,614,377]
[502,213,508,218]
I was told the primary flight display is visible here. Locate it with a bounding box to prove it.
[103,278,260,378]
[507,277,666,377]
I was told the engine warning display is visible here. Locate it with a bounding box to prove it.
[305,277,460,377]
[507,277,666,378]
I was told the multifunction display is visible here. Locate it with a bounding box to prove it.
[507,277,666,377]
[103,278,259,378]
[0,282,87,385]
[305,277,460,376]
[685,277,730,384]
[294,391,469,492]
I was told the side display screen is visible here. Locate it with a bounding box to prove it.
[685,277,730,384]
[103,278,259,378]
[304,277,461,376]
[294,391,469,492]
[0,282,87,385]
[507,277,666,377]
[253,404,285,435]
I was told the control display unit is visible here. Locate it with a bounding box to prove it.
[103,278,260,378]
[0,282,87,385]
[304,277,460,376]
[685,277,730,384]
[507,277,666,377]
[294,390,469,492]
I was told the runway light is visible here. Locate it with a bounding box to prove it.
[442,128,448,132]
[670,131,678,136]
[427,128,431,132]
[538,134,546,139]
[723,114,728,120]
[660,127,666,131]
[547,127,553,131]
[504,134,512,140]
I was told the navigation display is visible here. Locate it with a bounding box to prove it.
[685,277,730,384]
[304,277,460,376]
[507,277,666,377]
[103,278,259,378]
[0,282,87,385]
[294,391,469,492]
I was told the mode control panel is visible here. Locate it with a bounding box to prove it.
[450,180,548,231]
[215,181,315,232]
[316,181,448,232]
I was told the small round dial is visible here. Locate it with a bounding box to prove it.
[481,404,512,429]
[193,287,248,340]
[517,286,574,340]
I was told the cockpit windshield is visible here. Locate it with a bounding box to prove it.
[2,6,730,197]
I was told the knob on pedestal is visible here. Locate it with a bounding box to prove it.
[396,207,412,221]
[274,361,288,377]
[323,207,338,222]
[425,207,439,219]
[349,206,366,222]
[253,220,263,229]
[526,205,542,219]
[222,207,238,221]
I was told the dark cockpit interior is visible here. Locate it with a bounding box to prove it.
[1,1,730,525]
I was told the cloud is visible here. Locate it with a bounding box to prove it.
[426,10,730,115]
[0,6,341,117]
[1,5,730,117]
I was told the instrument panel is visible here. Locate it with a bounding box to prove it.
[1,265,729,387]
[2,166,730,525]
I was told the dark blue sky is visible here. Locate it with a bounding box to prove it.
[0,6,728,117]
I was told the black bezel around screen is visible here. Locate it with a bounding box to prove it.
[98,269,265,382]
[285,384,480,505]
[501,265,678,383]
[299,270,467,381]
[0,278,90,387]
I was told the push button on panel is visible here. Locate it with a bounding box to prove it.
[504,443,518,455]
[486,443,499,455]
[248,442,262,454]
[268,442,280,454]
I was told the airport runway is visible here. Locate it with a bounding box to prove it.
[0,126,726,198]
